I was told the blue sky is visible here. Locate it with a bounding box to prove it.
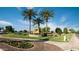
[0,7,79,31]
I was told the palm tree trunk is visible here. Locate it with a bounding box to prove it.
[38,23,40,34]
[29,19,31,34]
[46,20,48,34]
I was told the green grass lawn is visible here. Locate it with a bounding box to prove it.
[2,33,72,42]
[2,33,29,38]
[2,33,41,40]
[49,33,72,42]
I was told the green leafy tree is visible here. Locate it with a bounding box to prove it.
[63,28,68,34]
[55,28,62,35]
[23,30,27,33]
[23,9,37,34]
[76,30,79,34]
[0,27,3,31]
[19,30,23,33]
[69,28,75,33]
[0,27,1,31]
[42,27,50,33]
[5,26,14,33]
[40,9,54,33]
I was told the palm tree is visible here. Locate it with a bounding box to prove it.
[23,9,37,34]
[40,9,54,33]
[33,17,44,34]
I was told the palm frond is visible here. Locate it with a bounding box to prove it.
[40,9,54,20]
[33,17,44,26]
[22,9,37,20]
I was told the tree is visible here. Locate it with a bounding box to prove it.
[5,26,14,33]
[77,30,79,34]
[40,9,54,33]
[23,30,27,33]
[14,30,17,33]
[42,27,50,33]
[63,28,68,34]
[0,27,3,31]
[33,17,44,34]
[0,27,1,31]
[55,28,62,35]
[19,30,22,32]
[23,9,37,34]
[69,28,75,33]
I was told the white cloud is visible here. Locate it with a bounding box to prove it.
[41,21,71,31]
[40,16,68,31]
[48,22,65,31]
[71,25,79,31]
[18,20,34,30]
[48,22,79,31]
[41,22,57,31]
[19,20,33,26]
[48,22,58,31]
[0,20,13,26]
[73,28,79,31]
[60,16,66,23]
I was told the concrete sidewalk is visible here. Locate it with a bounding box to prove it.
[0,49,4,51]
[45,34,79,51]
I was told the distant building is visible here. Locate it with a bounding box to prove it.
[33,28,40,34]
[32,25,40,34]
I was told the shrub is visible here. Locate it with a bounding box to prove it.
[40,37,49,41]
[5,41,33,49]
[63,28,68,34]
[41,27,50,33]
[55,28,62,35]
[54,34,58,37]
[41,33,47,37]
[18,42,33,48]
[5,41,20,47]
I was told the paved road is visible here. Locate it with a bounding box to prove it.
[45,34,79,51]
[0,49,4,51]
[70,34,79,50]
